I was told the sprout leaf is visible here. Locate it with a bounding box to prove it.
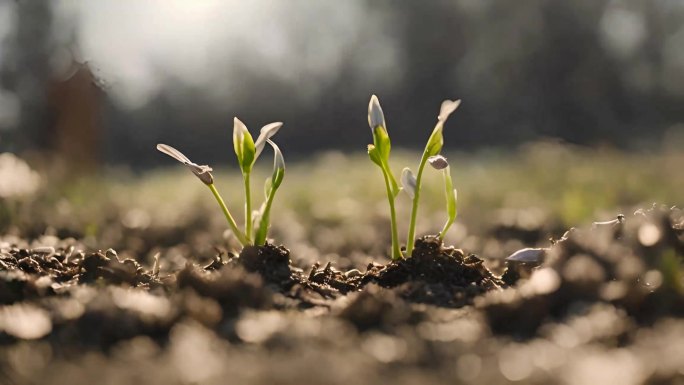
[401,167,417,199]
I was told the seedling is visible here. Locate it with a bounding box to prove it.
[403,99,461,255]
[367,95,461,259]
[254,139,285,245]
[156,143,250,246]
[157,118,285,247]
[367,95,402,260]
[233,118,283,241]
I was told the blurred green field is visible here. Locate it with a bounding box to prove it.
[2,141,683,266]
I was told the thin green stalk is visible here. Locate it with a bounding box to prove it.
[439,166,457,240]
[439,169,449,239]
[208,183,250,246]
[243,172,252,241]
[406,152,430,256]
[381,165,402,260]
[254,190,276,246]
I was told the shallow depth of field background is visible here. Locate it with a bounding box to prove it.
[0,0,683,263]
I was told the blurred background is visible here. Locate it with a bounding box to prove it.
[1,0,684,164]
[0,0,683,263]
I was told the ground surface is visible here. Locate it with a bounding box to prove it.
[0,144,683,384]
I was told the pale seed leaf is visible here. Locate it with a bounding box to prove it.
[255,122,283,159]
[401,167,417,199]
[438,99,461,122]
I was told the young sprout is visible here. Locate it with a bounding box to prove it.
[156,144,250,246]
[254,140,285,246]
[405,99,461,256]
[428,155,458,240]
[367,95,402,260]
[233,118,283,241]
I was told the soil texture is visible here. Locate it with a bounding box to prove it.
[0,205,683,384]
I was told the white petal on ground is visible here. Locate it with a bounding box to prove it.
[506,247,547,264]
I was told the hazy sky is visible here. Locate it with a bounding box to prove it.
[2,0,682,149]
[53,0,402,109]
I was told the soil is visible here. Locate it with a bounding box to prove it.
[0,205,683,384]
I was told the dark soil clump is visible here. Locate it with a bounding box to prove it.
[238,243,293,286]
[0,246,158,305]
[365,236,504,306]
[300,235,504,307]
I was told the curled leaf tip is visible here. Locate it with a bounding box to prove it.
[401,167,417,199]
[261,122,283,134]
[255,122,283,159]
[438,99,461,122]
[268,139,285,170]
[428,155,449,170]
[368,94,386,129]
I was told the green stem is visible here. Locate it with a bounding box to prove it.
[439,223,449,241]
[439,166,456,240]
[439,169,448,239]
[406,151,430,256]
[254,189,276,246]
[208,183,250,246]
[381,165,402,260]
[243,172,252,241]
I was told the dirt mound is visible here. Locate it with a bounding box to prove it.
[302,236,503,307]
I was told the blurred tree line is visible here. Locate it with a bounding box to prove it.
[1,0,683,168]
